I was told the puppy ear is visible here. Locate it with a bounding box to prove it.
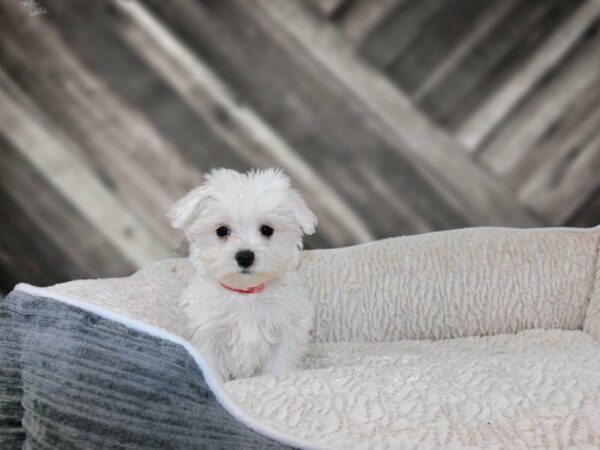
[289,190,317,235]
[167,185,211,230]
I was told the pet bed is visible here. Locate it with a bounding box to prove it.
[2,226,600,449]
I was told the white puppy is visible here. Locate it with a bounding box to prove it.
[168,168,316,381]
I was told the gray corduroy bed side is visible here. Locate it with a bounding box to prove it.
[0,290,294,450]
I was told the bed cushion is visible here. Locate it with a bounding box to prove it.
[227,330,600,449]
[301,227,599,343]
[2,226,600,449]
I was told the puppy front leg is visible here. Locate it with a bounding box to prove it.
[268,347,298,374]
[267,338,308,375]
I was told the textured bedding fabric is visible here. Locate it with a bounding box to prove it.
[2,226,600,449]
[228,330,600,449]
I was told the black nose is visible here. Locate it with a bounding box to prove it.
[235,250,255,268]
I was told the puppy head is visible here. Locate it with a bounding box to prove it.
[168,168,317,289]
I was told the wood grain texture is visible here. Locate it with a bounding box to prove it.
[386,0,492,96]
[478,18,600,190]
[113,0,375,247]
[35,0,374,249]
[254,0,540,227]
[333,0,398,43]
[142,0,475,236]
[359,0,443,69]
[0,0,598,289]
[415,0,583,129]
[567,183,600,228]
[0,71,171,267]
[0,135,134,292]
[309,0,348,17]
[459,0,600,151]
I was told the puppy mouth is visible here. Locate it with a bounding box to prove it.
[240,269,252,274]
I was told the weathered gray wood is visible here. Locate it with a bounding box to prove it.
[1,0,598,290]
[359,0,443,69]
[416,0,582,129]
[114,0,375,247]
[0,1,203,250]
[517,101,600,224]
[30,0,371,249]
[250,0,540,227]
[411,0,515,103]
[478,21,600,191]
[0,189,76,293]
[386,0,492,96]
[0,136,135,292]
[0,68,170,267]
[142,0,484,236]
[458,0,600,151]
[566,184,600,227]
[335,0,398,44]
[309,0,348,17]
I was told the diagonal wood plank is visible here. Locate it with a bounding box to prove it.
[416,0,581,131]
[31,0,373,248]
[478,23,600,189]
[142,0,475,236]
[113,0,375,246]
[411,0,515,103]
[0,134,135,287]
[387,0,496,97]
[358,0,443,69]
[458,0,600,151]
[334,0,398,44]
[253,0,540,227]
[518,98,600,224]
[0,71,171,267]
[566,183,600,227]
[309,0,348,17]
[0,0,201,249]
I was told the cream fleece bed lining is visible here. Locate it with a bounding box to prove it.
[23,226,600,449]
[227,330,600,449]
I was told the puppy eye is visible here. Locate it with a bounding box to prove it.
[216,226,230,238]
[260,225,274,237]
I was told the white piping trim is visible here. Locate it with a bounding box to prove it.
[13,283,329,450]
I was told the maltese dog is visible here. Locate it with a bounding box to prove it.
[168,168,316,381]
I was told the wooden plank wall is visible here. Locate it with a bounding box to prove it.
[0,0,598,292]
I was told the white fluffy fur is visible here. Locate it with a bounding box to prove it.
[168,168,316,381]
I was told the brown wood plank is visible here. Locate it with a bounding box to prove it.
[416,0,584,130]
[143,0,502,236]
[459,0,600,151]
[248,0,541,227]
[478,18,600,192]
[0,134,135,292]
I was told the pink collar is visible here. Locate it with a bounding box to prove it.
[220,282,266,294]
